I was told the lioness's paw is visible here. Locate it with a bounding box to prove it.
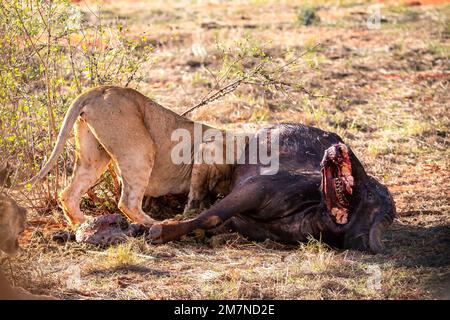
[67,214,90,229]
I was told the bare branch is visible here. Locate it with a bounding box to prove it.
[180,62,265,116]
[181,43,323,117]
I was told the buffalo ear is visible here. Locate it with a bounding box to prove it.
[0,162,12,188]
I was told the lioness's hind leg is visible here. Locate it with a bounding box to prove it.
[118,176,156,226]
[115,145,156,225]
[83,103,157,226]
[60,120,110,227]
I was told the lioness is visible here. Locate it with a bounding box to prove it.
[0,193,58,300]
[0,167,56,300]
[1,162,24,299]
[0,193,26,256]
[22,86,231,227]
[0,168,28,299]
[0,193,26,299]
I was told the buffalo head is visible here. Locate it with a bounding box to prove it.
[320,144,396,253]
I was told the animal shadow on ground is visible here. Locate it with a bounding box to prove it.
[383,221,450,268]
[86,265,171,278]
[377,219,450,299]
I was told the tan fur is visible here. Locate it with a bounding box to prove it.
[0,194,26,256]
[0,195,55,299]
[0,170,54,300]
[24,86,234,226]
[0,272,55,300]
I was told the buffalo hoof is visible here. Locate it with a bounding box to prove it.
[148,220,186,244]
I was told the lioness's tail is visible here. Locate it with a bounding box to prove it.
[16,93,90,189]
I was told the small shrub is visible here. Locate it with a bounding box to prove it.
[105,243,137,267]
[297,6,320,26]
[0,0,153,209]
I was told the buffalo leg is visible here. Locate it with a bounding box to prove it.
[149,179,263,243]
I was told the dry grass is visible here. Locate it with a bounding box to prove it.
[1,0,449,299]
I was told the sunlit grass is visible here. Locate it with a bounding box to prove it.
[105,243,138,267]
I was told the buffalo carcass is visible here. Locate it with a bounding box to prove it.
[149,124,396,253]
